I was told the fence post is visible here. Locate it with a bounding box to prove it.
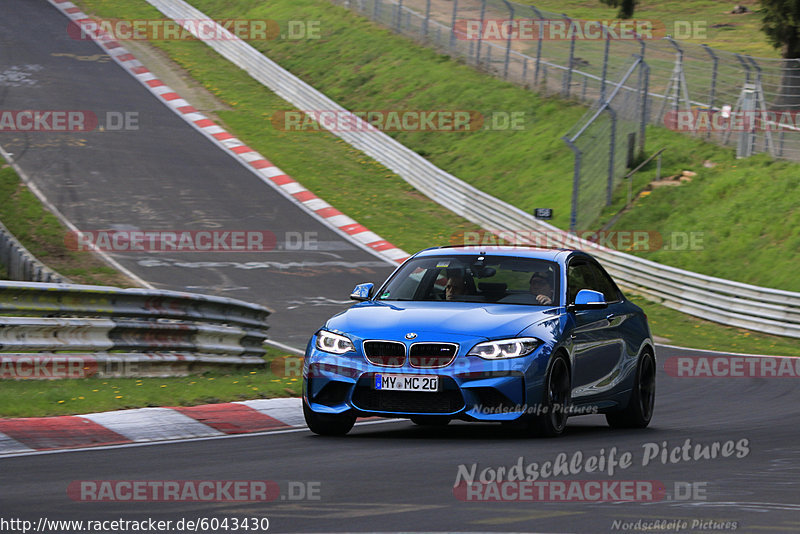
[562,137,582,233]
[449,0,459,49]
[531,7,544,87]
[422,0,431,38]
[475,0,486,66]
[562,14,575,98]
[501,1,515,79]
[656,37,691,127]
[702,44,719,110]
[639,60,650,156]
[727,54,753,153]
[702,44,719,140]
[600,34,610,103]
[394,0,404,30]
[373,0,381,19]
[748,55,775,156]
[604,105,617,206]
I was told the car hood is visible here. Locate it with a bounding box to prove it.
[325,300,557,340]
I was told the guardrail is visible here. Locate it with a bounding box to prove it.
[0,220,67,283]
[140,0,800,339]
[0,280,272,378]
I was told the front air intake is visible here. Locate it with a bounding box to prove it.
[363,340,406,367]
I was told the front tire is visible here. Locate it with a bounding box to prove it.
[530,355,571,437]
[303,400,356,436]
[606,350,656,429]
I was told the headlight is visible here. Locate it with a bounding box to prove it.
[315,330,355,354]
[468,337,541,360]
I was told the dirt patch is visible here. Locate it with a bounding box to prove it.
[121,40,232,125]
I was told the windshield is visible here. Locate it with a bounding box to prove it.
[375,254,561,306]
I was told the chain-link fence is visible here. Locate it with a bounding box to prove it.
[334,0,800,226]
[336,0,800,159]
[563,56,649,231]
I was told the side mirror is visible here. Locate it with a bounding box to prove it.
[569,289,607,311]
[350,282,374,301]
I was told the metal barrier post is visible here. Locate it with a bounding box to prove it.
[394,0,404,30]
[600,34,610,103]
[748,55,776,156]
[562,14,575,98]
[563,137,582,232]
[531,7,544,87]
[639,59,649,155]
[449,0,459,49]
[475,0,486,66]
[604,105,617,206]
[501,0,514,79]
[422,0,431,38]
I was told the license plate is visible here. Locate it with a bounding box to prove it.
[374,373,439,392]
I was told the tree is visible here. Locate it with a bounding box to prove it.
[761,0,800,58]
[760,0,800,108]
[599,0,638,19]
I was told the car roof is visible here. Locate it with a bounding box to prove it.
[413,245,582,264]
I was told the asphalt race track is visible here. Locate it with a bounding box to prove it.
[0,0,395,349]
[1,2,799,533]
[2,345,799,533]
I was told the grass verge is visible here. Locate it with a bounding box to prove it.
[0,164,134,286]
[513,0,774,57]
[0,347,301,418]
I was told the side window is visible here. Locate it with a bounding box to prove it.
[568,259,621,303]
[567,261,593,304]
[585,262,621,303]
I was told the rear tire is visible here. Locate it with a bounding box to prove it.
[529,355,571,437]
[606,350,656,429]
[410,416,451,426]
[303,400,356,436]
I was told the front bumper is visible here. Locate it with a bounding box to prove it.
[303,342,549,422]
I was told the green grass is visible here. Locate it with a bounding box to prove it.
[0,347,302,417]
[1,0,789,419]
[513,0,775,57]
[0,165,134,286]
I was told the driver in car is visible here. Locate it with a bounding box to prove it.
[445,272,467,300]
[529,272,554,305]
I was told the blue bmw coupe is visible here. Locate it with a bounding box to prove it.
[302,246,656,436]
